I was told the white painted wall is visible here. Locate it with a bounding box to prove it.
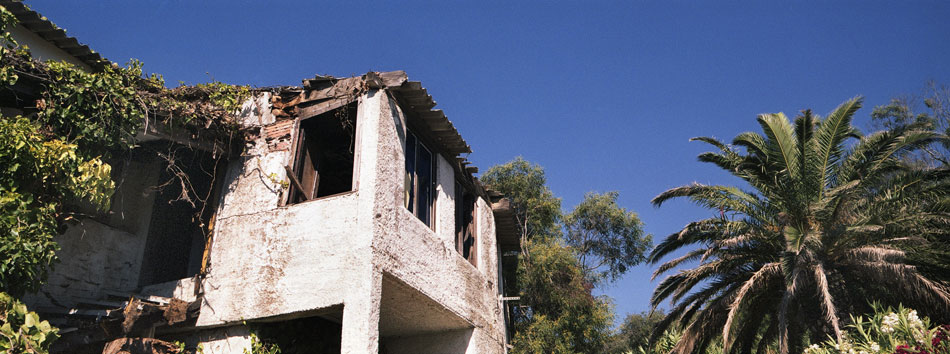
[7,25,93,71]
[194,90,507,353]
[22,157,160,310]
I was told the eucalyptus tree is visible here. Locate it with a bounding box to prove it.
[565,191,651,284]
[648,97,950,354]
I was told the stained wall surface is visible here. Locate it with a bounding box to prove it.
[21,157,162,310]
[196,89,508,353]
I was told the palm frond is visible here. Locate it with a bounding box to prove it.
[757,112,801,181]
[722,263,780,353]
[813,97,862,194]
[813,262,842,343]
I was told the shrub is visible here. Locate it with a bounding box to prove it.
[805,304,950,354]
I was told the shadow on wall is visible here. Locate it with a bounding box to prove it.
[380,328,474,354]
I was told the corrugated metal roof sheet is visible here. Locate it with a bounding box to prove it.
[0,0,110,70]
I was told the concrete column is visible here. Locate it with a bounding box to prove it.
[340,269,383,354]
[340,90,386,353]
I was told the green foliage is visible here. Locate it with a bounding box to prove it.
[519,240,599,319]
[481,157,562,242]
[636,328,686,354]
[484,158,639,354]
[511,239,615,353]
[37,59,250,159]
[0,117,113,296]
[39,60,146,157]
[243,333,281,354]
[0,9,248,299]
[805,304,950,354]
[565,191,651,283]
[649,97,950,354]
[0,6,18,86]
[0,292,59,353]
[871,82,950,166]
[606,310,666,353]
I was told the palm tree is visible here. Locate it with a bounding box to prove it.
[648,97,950,354]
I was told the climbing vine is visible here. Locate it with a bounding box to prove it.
[0,293,58,354]
[0,3,249,298]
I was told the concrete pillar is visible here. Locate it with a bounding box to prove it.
[339,90,386,353]
[340,269,383,353]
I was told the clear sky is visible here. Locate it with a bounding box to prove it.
[25,0,950,325]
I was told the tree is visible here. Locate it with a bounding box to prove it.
[605,310,666,353]
[649,97,950,354]
[484,158,645,354]
[565,192,651,283]
[510,240,614,354]
[871,81,950,166]
[481,157,562,246]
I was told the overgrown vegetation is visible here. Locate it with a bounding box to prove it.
[0,293,58,354]
[1,4,249,351]
[805,304,950,354]
[0,4,248,296]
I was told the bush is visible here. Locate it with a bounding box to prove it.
[805,304,950,354]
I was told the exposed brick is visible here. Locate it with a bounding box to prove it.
[263,120,294,142]
[269,141,291,152]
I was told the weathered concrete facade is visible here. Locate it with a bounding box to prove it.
[16,75,516,354]
[3,3,517,351]
[193,80,511,353]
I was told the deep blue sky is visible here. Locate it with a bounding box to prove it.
[25,1,950,325]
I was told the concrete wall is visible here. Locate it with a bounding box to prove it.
[22,157,161,310]
[196,93,363,327]
[370,91,507,353]
[193,89,507,353]
[382,329,474,354]
[193,326,252,354]
[7,25,93,71]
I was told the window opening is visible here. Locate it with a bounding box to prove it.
[139,146,223,286]
[405,131,437,228]
[455,182,477,267]
[286,103,357,204]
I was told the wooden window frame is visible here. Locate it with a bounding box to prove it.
[405,130,438,229]
[285,102,359,205]
[455,181,477,267]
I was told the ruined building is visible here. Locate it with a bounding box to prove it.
[1,1,520,353]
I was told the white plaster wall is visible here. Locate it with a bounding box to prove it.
[198,188,358,326]
[22,220,141,308]
[214,153,287,220]
[194,326,252,354]
[435,154,457,245]
[341,90,386,354]
[194,89,508,353]
[8,25,92,71]
[22,157,160,309]
[197,92,383,354]
[382,328,474,354]
[140,277,199,303]
[369,92,507,353]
